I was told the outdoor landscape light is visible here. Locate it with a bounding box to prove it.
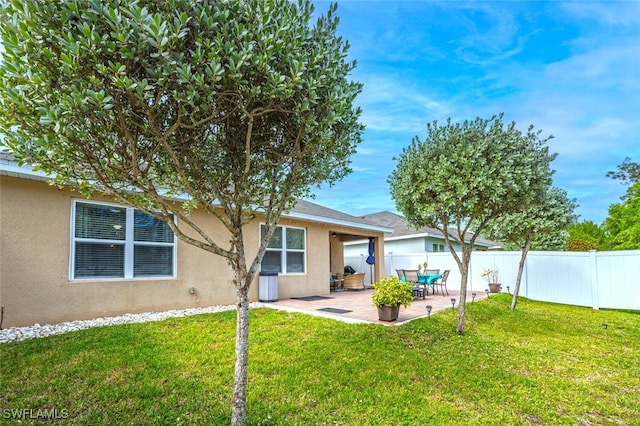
[472,292,476,303]
[485,289,490,298]
[426,305,432,320]
[451,298,456,309]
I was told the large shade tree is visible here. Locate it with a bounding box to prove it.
[603,183,640,250]
[486,187,577,310]
[389,114,555,334]
[0,1,363,424]
[603,157,640,250]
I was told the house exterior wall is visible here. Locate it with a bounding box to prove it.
[0,176,346,327]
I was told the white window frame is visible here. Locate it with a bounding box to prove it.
[260,224,307,275]
[70,199,177,280]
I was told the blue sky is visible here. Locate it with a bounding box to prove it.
[307,1,640,224]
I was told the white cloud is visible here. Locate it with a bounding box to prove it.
[356,74,453,133]
[311,0,640,223]
[560,2,640,27]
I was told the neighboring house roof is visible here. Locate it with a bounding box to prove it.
[356,211,499,248]
[359,211,442,239]
[0,154,390,234]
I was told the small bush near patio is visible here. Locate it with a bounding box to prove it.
[1,295,639,424]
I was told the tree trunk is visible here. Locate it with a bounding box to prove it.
[456,247,472,335]
[510,238,531,311]
[231,277,250,426]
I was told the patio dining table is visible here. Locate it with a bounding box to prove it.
[417,273,442,296]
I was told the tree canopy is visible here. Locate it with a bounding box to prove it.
[389,114,556,333]
[606,157,640,186]
[603,183,640,250]
[0,1,362,424]
[488,187,576,252]
[0,0,362,232]
[602,158,640,250]
[486,186,576,309]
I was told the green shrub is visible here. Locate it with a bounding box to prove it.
[566,236,599,251]
[371,275,414,308]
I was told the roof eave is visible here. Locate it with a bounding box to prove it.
[2,161,391,233]
[284,211,392,233]
[0,161,52,182]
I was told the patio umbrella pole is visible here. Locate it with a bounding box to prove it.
[366,237,375,288]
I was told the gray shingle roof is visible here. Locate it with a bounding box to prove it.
[287,200,392,233]
[358,211,498,247]
[359,211,443,238]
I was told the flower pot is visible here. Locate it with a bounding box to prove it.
[377,304,400,322]
[488,283,502,293]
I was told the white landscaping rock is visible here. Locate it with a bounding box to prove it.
[0,303,267,344]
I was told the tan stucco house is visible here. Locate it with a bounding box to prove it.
[0,153,390,327]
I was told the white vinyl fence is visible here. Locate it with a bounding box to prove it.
[345,250,640,311]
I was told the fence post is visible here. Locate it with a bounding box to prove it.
[589,250,600,310]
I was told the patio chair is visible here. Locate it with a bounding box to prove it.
[343,272,365,290]
[403,269,427,300]
[403,269,419,284]
[432,270,450,296]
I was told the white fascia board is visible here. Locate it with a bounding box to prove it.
[284,211,392,234]
[346,231,492,248]
[1,160,192,201]
[384,232,436,242]
[0,160,52,181]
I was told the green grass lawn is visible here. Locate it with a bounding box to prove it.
[1,294,639,425]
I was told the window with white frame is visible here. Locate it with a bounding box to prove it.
[260,225,306,274]
[71,200,176,279]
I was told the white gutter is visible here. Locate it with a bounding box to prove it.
[0,159,51,181]
[284,211,393,233]
[384,232,439,242]
[0,160,190,200]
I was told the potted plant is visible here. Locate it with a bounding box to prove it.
[371,275,414,321]
[481,268,501,293]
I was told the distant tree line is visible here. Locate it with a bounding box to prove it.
[568,157,640,251]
